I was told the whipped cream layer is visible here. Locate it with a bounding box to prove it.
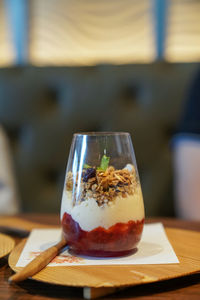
[61,185,144,231]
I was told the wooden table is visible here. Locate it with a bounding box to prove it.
[0,215,200,300]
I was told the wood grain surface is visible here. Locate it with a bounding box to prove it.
[0,215,59,235]
[0,233,15,259]
[8,227,200,288]
[30,0,154,65]
[0,215,200,300]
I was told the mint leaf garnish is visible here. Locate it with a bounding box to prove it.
[83,163,91,169]
[97,155,110,171]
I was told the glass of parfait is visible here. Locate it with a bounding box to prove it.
[61,132,145,257]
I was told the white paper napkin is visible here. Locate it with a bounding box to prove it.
[16,223,179,267]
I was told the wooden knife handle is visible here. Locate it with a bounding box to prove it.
[9,238,67,283]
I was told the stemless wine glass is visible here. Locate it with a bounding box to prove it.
[60,132,145,257]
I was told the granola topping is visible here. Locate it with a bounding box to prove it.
[65,164,138,207]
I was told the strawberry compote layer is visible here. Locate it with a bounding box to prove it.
[61,212,144,257]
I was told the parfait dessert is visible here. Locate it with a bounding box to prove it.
[61,132,145,257]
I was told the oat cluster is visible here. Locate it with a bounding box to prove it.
[66,165,138,207]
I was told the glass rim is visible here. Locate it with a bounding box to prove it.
[73,132,130,137]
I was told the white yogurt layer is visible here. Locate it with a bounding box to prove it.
[60,186,145,231]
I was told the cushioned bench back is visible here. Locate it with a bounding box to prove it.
[0,63,197,216]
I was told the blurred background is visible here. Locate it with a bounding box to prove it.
[0,0,199,217]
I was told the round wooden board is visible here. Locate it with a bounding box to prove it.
[8,227,200,288]
[0,233,15,259]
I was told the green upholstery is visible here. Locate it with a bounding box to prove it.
[0,63,197,216]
